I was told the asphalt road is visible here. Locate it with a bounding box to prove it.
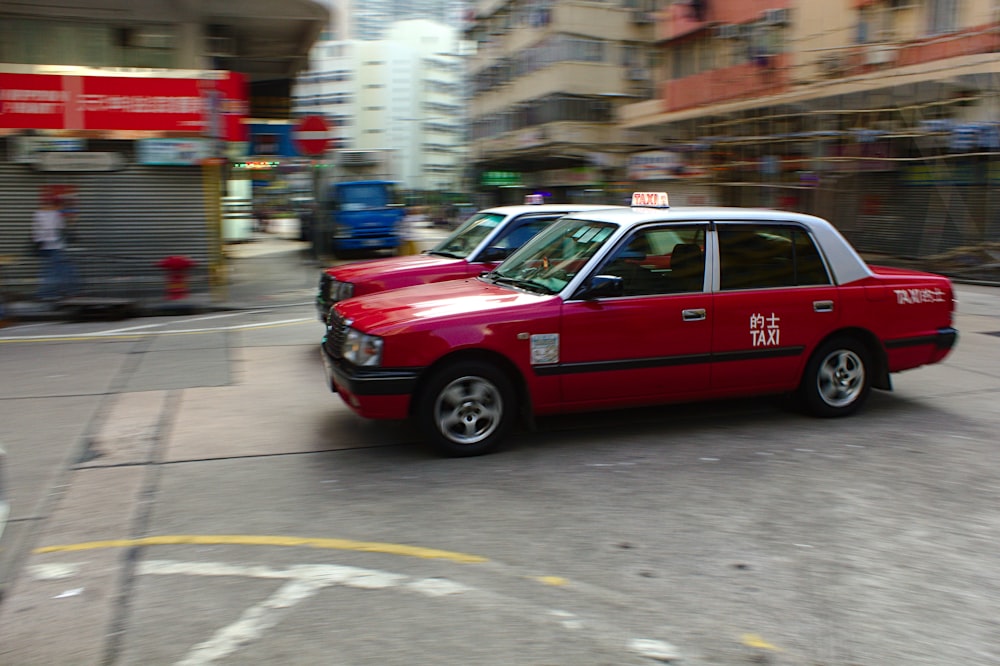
[0,284,998,665]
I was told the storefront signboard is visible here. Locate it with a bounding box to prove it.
[136,138,213,165]
[627,151,683,181]
[8,136,86,163]
[481,171,523,187]
[34,151,124,171]
[0,70,247,141]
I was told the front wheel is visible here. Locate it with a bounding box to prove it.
[416,361,516,457]
[799,337,871,417]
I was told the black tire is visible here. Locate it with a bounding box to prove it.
[799,336,872,417]
[416,360,516,457]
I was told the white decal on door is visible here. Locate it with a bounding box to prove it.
[750,312,780,347]
[530,333,560,364]
[894,288,945,305]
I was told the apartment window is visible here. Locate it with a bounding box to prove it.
[672,42,695,78]
[927,0,958,35]
[856,4,894,43]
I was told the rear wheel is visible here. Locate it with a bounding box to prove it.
[417,361,515,457]
[800,337,871,417]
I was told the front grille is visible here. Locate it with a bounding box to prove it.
[326,309,348,359]
[318,273,333,304]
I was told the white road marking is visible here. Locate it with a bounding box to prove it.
[628,638,681,662]
[100,311,265,335]
[0,317,312,341]
[139,560,448,665]
[548,609,584,630]
[28,563,83,580]
[406,577,472,597]
[133,559,681,665]
[176,579,325,666]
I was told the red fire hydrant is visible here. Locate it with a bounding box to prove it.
[157,255,196,300]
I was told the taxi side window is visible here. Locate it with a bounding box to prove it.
[599,225,706,296]
[718,225,831,290]
[493,216,555,250]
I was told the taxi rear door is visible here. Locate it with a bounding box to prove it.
[710,222,840,395]
[558,223,713,408]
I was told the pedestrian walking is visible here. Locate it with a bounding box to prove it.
[398,206,427,256]
[32,195,77,301]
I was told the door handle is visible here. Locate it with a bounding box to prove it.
[813,300,834,312]
[682,308,706,321]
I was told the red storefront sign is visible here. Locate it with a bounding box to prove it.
[0,71,247,141]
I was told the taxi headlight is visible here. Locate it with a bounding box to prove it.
[334,280,354,301]
[343,327,383,366]
[320,276,355,303]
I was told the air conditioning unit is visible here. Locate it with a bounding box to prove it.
[762,8,790,26]
[627,67,651,81]
[818,54,847,77]
[130,31,173,49]
[337,150,380,166]
[206,36,236,57]
[864,44,897,65]
[630,10,654,24]
[714,24,740,39]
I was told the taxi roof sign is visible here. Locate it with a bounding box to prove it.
[524,194,544,204]
[631,192,670,208]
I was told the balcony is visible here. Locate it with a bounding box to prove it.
[661,55,790,113]
[893,24,1000,68]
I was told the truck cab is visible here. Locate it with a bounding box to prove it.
[325,180,404,257]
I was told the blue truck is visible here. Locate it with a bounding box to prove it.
[325,180,404,257]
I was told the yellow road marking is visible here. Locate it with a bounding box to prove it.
[536,576,568,586]
[741,633,782,652]
[34,534,488,564]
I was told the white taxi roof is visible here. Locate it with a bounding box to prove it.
[564,205,873,285]
[479,203,626,217]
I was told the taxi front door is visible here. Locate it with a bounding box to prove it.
[557,225,713,408]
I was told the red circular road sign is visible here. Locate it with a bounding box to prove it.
[293,115,332,156]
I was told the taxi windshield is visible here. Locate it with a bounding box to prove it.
[490,217,618,294]
[429,212,504,258]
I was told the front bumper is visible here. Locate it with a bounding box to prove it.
[315,296,331,322]
[321,345,421,397]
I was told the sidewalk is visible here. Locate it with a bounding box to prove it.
[1,224,449,323]
[1,235,323,323]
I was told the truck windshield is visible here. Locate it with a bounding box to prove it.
[429,212,504,258]
[337,183,390,211]
[490,218,618,294]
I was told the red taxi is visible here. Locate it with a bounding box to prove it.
[321,193,957,456]
[315,202,623,321]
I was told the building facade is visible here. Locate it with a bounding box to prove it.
[617,0,999,267]
[463,0,661,204]
[319,0,467,40]
[293,20,467,195]
[0,0,328,300]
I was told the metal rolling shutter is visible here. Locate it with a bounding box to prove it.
[0,158,210,300]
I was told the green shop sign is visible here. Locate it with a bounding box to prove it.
[902,162,1000,186]
[481,171,523,187]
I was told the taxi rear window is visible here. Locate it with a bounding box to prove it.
[718,224,831,290]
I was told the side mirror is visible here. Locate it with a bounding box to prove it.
[478,246,510,263]
[576,275,623,300]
